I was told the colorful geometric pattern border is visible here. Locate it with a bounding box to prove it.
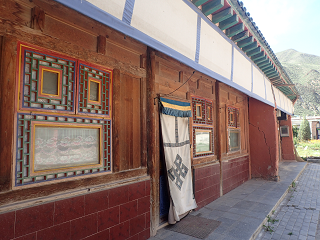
[227,106,240,128]
[18,43,76,113]
[77,62,112,117]
[15,113,111,186]
[193,126,214,158]
[160,97,192,117]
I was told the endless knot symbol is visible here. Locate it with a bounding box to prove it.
[167,154,189,190]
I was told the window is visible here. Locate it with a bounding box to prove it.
[195,129,212,153]
[192,96,214,157]
[196,104,202,119]
[227,106,240,152]
[16,43,112,186]
[280,126,289,137]
[229,129,240,151]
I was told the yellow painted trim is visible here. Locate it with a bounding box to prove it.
[195,104,202,119]
[161,101,191,111]
[88,78,101,104]
[31,122,103,176]
[40,68,61,97]
[195,129,212,154]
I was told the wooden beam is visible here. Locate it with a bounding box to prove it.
[242,41,257,52]
[257,60,270,68]
[146,47,159,236]
[246,47,261,57]
[202,0,224,16]
[225,23,244,37]
[254,56,267,65]
[261,64,273,72]
[274,84,295,87]
[31,6,45,31]
[219,15,238,30]
[192,0,210,7]
[0,36,15,191]
[270,76,281,82]
[251,51,265,61]
[97,35,106,54]
[237,36,254,48]
[266,72,279,78]
[231,31,249,42]
[264,68,275,75]
[212,7,233,24]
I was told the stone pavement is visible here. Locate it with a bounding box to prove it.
[256,163,320,240]
[149,161,307,240]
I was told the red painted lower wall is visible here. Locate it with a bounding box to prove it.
[280,115,295,160]
[0,180,150,240]
[249,98,279,179]
[194,163,220,210]
[222,156,249,194]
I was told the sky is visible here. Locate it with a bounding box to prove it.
[242,0,320,56]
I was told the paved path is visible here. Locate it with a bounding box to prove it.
[149,162,306,240]
[256,163,320,240]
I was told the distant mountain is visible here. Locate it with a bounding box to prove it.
[276,49,320,116]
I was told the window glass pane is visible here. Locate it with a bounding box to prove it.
[196,131,210,153]
[90,81,99,101]
[34,126,100,171]
[43,70,58,95]
[196,105,201,117]
[230,130,240,150]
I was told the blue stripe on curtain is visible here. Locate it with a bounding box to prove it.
[160,98,192,117]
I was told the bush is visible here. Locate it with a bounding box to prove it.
[298,117,311,141]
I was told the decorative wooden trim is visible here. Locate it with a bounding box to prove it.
[196,103,202,119]
[30,122,104,176]
[38,66,63,99]
[88,77,102,105]
[194,128,212,154]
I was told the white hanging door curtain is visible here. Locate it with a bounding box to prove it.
[159,97,197,224]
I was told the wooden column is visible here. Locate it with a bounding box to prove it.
[112,68,121,172]
[215,82,223,196]
[0,36,16,191]
[146,47,159,236]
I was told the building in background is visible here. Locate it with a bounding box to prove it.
[0,0,298,239]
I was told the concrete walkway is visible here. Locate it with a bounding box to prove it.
[149,161,307,240]
[256,163,320,240]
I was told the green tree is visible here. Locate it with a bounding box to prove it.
[298,117,311,141]
[292,126,299,138]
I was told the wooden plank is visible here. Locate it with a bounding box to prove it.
[219,15,238,31]
[140,77,147,168]
[202,0,224,16]
[146,47,159,236]
[0,168,148,205]
[112,69,121,172]
[0,36,16,192]
[211,7,233,24]
[132,77,141,169]
[45,15,97,52]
